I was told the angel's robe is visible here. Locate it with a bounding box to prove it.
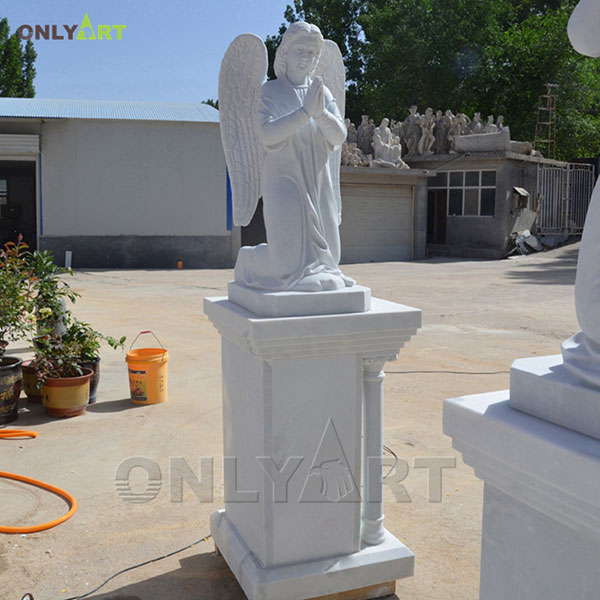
[233,76,351,292]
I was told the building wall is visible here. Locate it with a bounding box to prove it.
[38,118,234,268]
[443,157,506,258]
[505,159,539,235]
[340,167,428,263]
[410,154,542,258]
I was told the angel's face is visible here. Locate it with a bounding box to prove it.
[285,34,321,83]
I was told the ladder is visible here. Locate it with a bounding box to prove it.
[533,83,558,159]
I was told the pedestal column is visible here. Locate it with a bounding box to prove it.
[361,357,392,546]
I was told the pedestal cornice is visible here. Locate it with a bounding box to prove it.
[204,296,421,360]
[444,391,600,544]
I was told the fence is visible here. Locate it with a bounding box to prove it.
[537,163,595,234]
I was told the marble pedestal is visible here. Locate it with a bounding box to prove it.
[204,293,421,600]
[510,354,600,440]
[444,391,600,600]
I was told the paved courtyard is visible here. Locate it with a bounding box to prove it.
[1,241,580,600]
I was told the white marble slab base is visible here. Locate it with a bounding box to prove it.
[510,354,600,440]
[444,391,600,600]
[211,509,414,600]
[227,281,371,318]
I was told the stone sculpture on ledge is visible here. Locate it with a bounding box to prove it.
[219,22,354,293]
[371,117,409,168]
[341,107,543,161]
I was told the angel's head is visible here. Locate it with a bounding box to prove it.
[275,22,324,83]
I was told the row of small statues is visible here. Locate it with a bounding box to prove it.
[342,108,508,168]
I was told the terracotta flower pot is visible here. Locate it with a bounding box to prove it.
[22,360,42,402]
[42,368,93,418]
[79,356,100,404]
[0,356,23,424]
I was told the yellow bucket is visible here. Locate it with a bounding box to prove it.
[126,331,168,405]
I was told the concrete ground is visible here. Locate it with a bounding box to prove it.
[1,241,580,600]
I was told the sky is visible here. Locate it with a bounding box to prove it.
[2,0,292,103]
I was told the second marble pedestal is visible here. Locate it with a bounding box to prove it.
[444,391,600,600]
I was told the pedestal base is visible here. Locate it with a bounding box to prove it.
[211,509,414,600]
[510,354,600,440]
[227,282,371,318]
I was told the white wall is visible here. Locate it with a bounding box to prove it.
[40,118,227,237]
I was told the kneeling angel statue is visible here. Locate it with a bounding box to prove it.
[219,22,355,292]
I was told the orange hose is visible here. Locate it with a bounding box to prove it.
[0,430,77,534]
[0,429,38,439]
[0,471,77,534]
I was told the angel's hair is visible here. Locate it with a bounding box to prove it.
[274,21,324,79]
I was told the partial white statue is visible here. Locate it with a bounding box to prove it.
[456,113,470,135]
[484,115,498,133]
[371,117,408,168]
[433,110,445,154]
[391,118,403,141]
[496,115,505,131]
[219,22,355,292]
[568,0,600,57]
[418,107,435,155]
[444,110,458,153]
[403,105,421,158]
[341,141,371,167]
[345,118,358,144]
[357,114,374,157]
[562,0,600,385]
[467,112,483,134]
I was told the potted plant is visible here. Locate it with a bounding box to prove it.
[0,237,36,423]
[62,320,125,404]
[34,319,126,415]
[34,331,94,418]
[27,249,79,338]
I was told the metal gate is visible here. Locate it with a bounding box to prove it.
[537,163,595,234]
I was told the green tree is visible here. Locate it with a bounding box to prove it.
[202,98,219,109]
[22,40,36,98]
[0,17,37,98]
[360,0,600,159]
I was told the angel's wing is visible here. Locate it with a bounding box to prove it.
[314,40,346,225]
[218,34,267,227]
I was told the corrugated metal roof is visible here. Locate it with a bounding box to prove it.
[0,98,219,123]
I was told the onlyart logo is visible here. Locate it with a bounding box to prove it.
[17,13,126,41]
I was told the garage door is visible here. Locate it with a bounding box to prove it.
[340,183,413,263]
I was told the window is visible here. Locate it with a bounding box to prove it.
[448,189,462,216]
[429,171,447,187]
[428,169,496,217]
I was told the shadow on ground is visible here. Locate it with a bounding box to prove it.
[505,247,579,285]
[87,551,400,600]
[88,551,246,600]
[13,401,55,425]
[86,398,140,413]
[10,397,140,426]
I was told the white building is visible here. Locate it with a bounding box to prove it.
[0,98,236,268]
